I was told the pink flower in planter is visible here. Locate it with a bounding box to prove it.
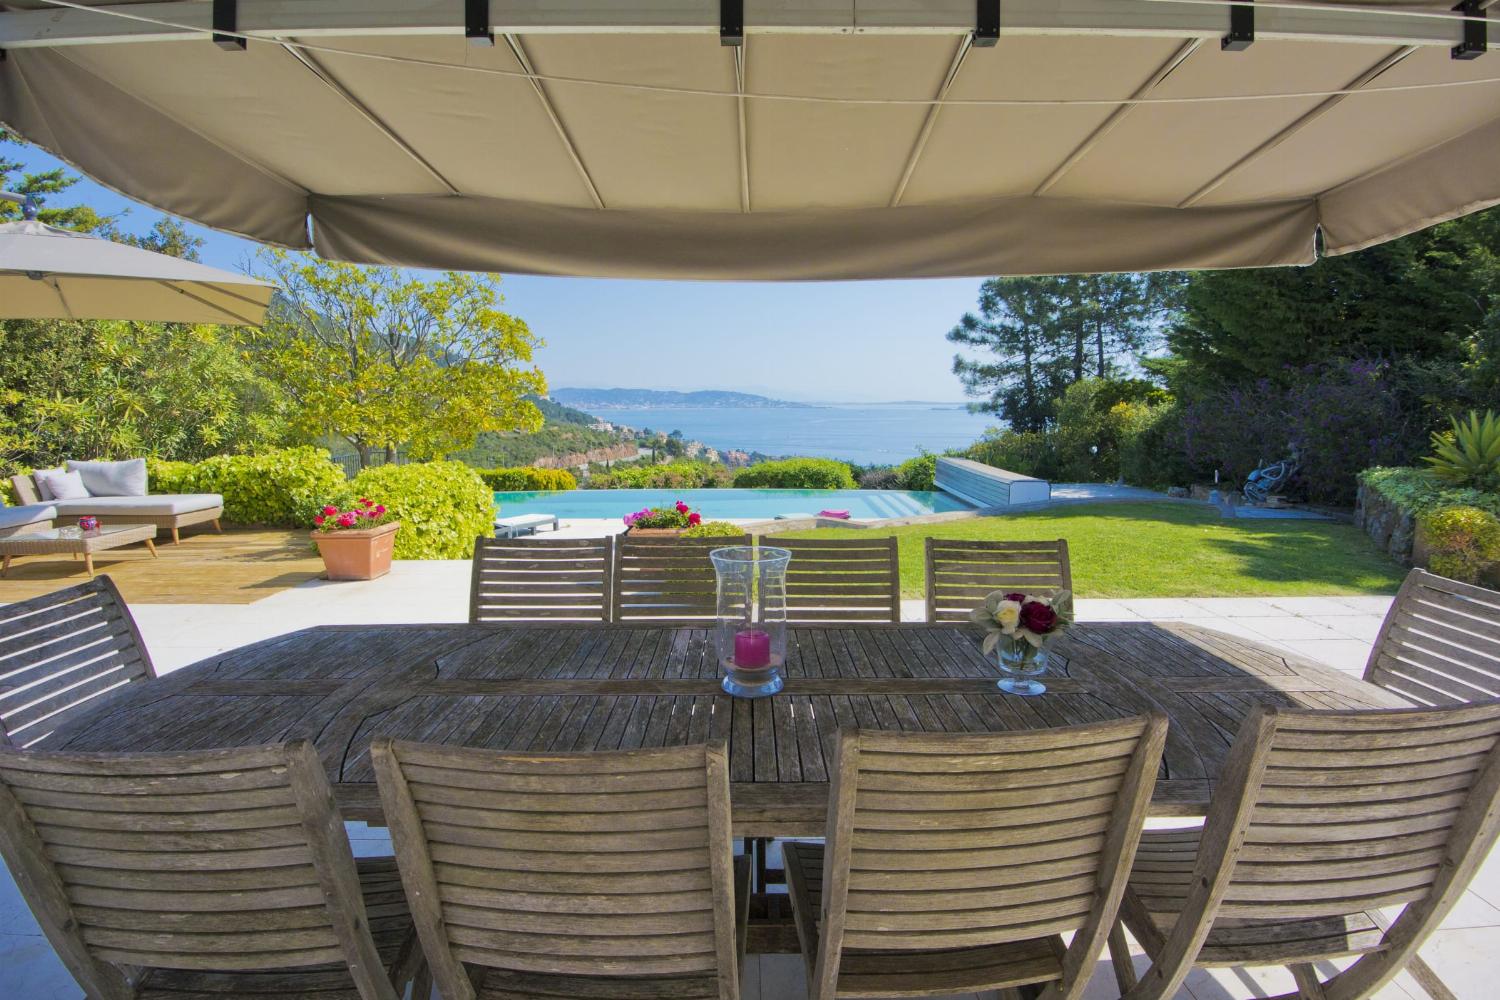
[313,514,325,526]
[675,500,690,514]
[359,497,372,507]
[337,512,359,528]
[322,505,338,516]
[373,504,386,515]
[688,512,702,526]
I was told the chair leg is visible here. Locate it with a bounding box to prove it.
[1366,910,1459,1000]
[212,518,223,533]
[171,526,180,544]
[1109,922,1140,991]
[408,964,432,1000]
[1289,964,1329,999]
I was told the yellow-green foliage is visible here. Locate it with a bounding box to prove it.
[1422,506,1500,584]
[478,466,578,491]
[1425,410,1500,492]
[896,454,937,491]
[733,458,856,490]
[349,461,494,560]
[682,520,743,538]
[147,447,349,527]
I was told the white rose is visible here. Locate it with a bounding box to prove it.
[994,600,1022,633]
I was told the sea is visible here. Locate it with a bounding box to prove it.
[575,402,999,467]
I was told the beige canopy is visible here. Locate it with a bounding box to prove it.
[1,0,1496,279]
[0,218,273,324]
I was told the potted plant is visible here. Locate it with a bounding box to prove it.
[623,500,702,537]
[311,498,400,580]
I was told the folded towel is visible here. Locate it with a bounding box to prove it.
[818,509,851,519]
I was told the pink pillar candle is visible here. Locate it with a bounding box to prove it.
[734,629,772,669]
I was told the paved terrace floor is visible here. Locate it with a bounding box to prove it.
[0,541,1491,998]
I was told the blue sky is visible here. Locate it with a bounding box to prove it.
[8,142,985,403]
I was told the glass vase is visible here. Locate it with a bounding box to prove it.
[996,638,1050,696]
[711,545,791,698]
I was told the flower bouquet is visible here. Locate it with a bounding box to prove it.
[623,500,702,536]
[970,589,1075,696]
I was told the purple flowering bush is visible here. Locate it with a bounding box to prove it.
[1179,360,1422,505]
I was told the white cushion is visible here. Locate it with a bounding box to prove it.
[68,458,147,497]
[31,467,66,501]
[36,470,90,500]
[0,504,56,530]
[50,493,223,517]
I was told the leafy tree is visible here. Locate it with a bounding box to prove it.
[247,250,547,468]
[948,274,1164,431]
[1167,208,1498,389]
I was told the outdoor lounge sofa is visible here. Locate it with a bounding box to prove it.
[10,458,223,543]
[0,502,55,538]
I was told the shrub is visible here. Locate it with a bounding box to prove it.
[896,454,937,491]
[588,461,730,489]
[348,461,494,560]
[146,447,349,527]
[857,467,902,490]
[1424,410,1500,492]
[733,458,855,490]
[966,429,1056,479]
[682,520,743,538]
[1118,402,1196,491]
[476,466,578,491]
[1358,467,1500,519]
[624,500,701,530]
[1421,506,1500,584]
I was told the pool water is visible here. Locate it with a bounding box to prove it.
[492,488,972,521]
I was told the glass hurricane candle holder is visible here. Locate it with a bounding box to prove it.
[711,545,791,698]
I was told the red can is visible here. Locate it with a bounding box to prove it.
[78,516,99,534]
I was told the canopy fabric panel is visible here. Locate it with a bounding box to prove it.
[1,0,1496,279]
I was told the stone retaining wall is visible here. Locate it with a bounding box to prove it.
[1353,481,1415,565]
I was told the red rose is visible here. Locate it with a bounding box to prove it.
[1019,600,1058,634]
[1003,592,1027,604]
[688,512,702,526]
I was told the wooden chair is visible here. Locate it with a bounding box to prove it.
[469,535,613,623]
[1108,701,1500,1000]
[773,537,901,625]
[371,739,750,1000]
[924,538,1072,623]
[612,535,749,624]
[0,576,154,749]
[0,740,424,999]
[783,715,1167,999]
[1364,568,1500,706]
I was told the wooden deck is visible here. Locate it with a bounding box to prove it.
[0,527,323,604]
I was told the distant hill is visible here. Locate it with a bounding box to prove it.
[553,388,812,409]
[528,395,601,426]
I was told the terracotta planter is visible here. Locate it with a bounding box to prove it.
[626,527,686,538]
[311,522,400,581]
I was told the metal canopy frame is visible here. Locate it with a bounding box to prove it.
[0,0,1493,52]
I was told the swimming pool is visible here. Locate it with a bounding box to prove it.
[492,488,972,521]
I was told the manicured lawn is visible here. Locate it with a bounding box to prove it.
[786,502,1404,598]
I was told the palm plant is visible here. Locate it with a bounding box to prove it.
[1425,409,1500,492]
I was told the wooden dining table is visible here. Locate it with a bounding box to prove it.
[36,621,1407,835]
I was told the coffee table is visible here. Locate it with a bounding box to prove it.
[0,523,157,578]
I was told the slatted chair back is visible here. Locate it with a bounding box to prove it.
[1128,701,1500,1000]
[1364,568,1500,705]
[469,535,613,623]
[613,534,750,624]
[0,576,155,749]
[774,537,901,624]
[0,741,400,1000]
[924,538,1072,623]
[796,715,1166,1000]
[371,740,741,1000]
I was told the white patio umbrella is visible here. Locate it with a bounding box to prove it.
[0,205,272,326]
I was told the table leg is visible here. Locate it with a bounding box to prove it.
[144,538,158,558]
[83,553,94,578]
[1,555,9,578]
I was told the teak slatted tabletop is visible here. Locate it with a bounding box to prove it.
[33,623,1407,833]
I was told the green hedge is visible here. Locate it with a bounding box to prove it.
[349,461,495,560]
[147,447,350,527]
[896,454,937,492]
[1358,467,1500,519]
[477,466,578,491]
[733,458,855,490]
[588,461,731,489]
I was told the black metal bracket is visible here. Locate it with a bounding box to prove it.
[466,0,494,47]
[212,0,245,51]
[1222,1,1254,51]
[721,0,743,47]
[973,0,1000,47]
[1453,0,1487,60]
